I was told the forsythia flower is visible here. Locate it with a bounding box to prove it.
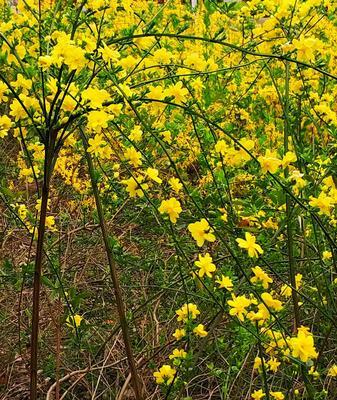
[250,266,273,288]
[169,177,183,193]
[194,253,216,278]
[268,357,281,372]
[176,303,200,322]
[261,292,283,311]
[282,151,297,168]
[66,314,83,328]
[146,167,162,184]
[215,275,233,291]
[173,328,186,340]
[236,232,263,258]
[322,251,332,261]
[188,218,216,247]
[252,389,265,399]
[258,150,281,174]
[122,176,148,198]
[124,147,142,167]
[309,192,334,216]
[289,327,318,362]
[193,324,208,337]
[227,294,251,321]
[153,365,176,384]
[165,81,188,104]
[169,348,187,359]
[158,198,182,223]
[270,392,285,400]
[328,364,337,377]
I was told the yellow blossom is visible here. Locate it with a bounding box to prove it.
[261,292,283,311]
[194,253,216,278]
[146,167,162,184]
[193,323,208,337]
[289,327,318,362]
[270,392,285,400]
[328,364,337,377]
[251,266,273,288]
[173,328,186,341]
[158,198,182,223]
[169,177,183,193]
[169,348,187,359]
[153,365,176,385]
[188,218,216,247]
[236,232,263,258]
[66,314,83,328]
[258,150,281,174]
[176,303,200,322]
[227,294,251,321]
[215,275,233,291]
[252,389,265,400]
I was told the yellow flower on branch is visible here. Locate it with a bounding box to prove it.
[176,303,200,322]
[188,218,216,247]
[193,324,208,337]
[153,365,176,385]
[227,294,251,321]
[194,253,216,278]
[158,197,182,223]
[236,232,263,258]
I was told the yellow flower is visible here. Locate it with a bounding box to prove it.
[258,150,281,174]
[261,292,283,311]
[169,348,187,359]
[327,364,337,377]
[10,99,26,121]
[253,356,262,370]
[193,324,208,337]
[173,328,186,340]
[188,218,216,247]
[268,357,281,372]
[124,147,142,167]
[87,134,106,156]
[129,125,143,142]
[38,55,53,70]
[176,303,200,322]
[146,167,162,184]
[169,177,183,193]
[122,176,148,198]
[247,303,270,323]
[309,366,320,378]
[236,232,263,258]
[309,192,334,216]
[282,151,297,168]
[158,198,182,223]
[280,273,302,298]
[99,43,120,63]
[165,81,188,104]
[322,251,332,261]
[153,365,176,385]
[289,327,318,362]
[215,275,233,291]
[251,266,273,289]
[87,110,112,132]
[252,389,265,399]
[66,314,83,328]
[227,294,251,321]
[45,216,57,232]
[194,253,216,278]
[270,392,285,400]
[82,87,110,109]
